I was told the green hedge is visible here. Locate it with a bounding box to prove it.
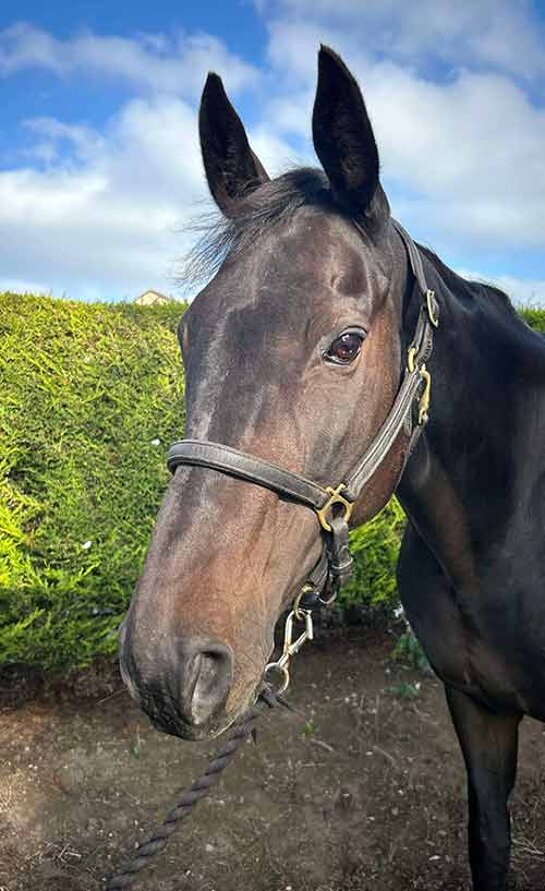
[1,295,543,669]
[1,294,185,667]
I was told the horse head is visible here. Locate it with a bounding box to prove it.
[120,47,418,740]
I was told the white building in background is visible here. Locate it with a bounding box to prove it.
[134,289,173,306]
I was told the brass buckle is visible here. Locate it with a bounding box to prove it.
[315,483,354,533]
[418,364,431,425]
[407,345,417,374]
[426,289,439,328]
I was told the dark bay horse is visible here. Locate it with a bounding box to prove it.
[120,46,545,890]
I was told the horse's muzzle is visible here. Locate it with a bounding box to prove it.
[119,622,234,739]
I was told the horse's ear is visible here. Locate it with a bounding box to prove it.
[199,73,269,218]
[312,46,380,214]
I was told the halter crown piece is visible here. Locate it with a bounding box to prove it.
[167,220,439,688]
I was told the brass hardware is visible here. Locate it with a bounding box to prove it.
[293,585,311,620]
[418,365,432,425]
[315,484,354,533]
[426,289,439,328]
[264,608,314,693]
[408,348,432,423]
[407,292,438,374]
[293,578,340,618]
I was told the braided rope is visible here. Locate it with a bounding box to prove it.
[104,687,287,890]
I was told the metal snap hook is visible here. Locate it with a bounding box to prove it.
[264,608,314,694]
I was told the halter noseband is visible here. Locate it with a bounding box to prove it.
[166,220,439,611]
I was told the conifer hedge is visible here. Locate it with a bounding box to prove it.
[1,294,185,668]
[1,293,542,669]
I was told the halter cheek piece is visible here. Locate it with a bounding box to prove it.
[167,219,438,620]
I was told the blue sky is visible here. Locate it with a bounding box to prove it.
[1,0,545,302]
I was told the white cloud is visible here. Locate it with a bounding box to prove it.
[261,0,545,79]
[260,23,545,254]
[0,22,258,97]
[0,23,296,299]
[250,123,305,172]
[1,13,544,301]
[0,22,302,298]
[0,94,296,300]
[367,65,545,251]
[0,97,200,299]
[22,118,104,166]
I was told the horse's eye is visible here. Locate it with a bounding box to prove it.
[325,330,364,365]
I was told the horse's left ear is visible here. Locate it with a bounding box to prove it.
[199,73,269,218]
[312,46,380,214]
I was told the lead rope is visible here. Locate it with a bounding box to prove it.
[105,552,327,890]
[105,685,291,890]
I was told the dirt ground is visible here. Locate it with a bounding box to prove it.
[1,627,545,891]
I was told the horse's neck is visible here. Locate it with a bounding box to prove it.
[397,258,545,590]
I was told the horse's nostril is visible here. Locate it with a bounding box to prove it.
[180,639,233,726]
[119,630,234,736]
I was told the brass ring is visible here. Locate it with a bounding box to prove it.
[316,485,354,533]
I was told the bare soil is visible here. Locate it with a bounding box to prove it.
[1,627,545,891]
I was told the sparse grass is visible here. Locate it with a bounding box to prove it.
[391,630,432,673]
[389,681,422,700]
[303,719,316,736]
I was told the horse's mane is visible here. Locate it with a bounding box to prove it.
[180,166,515,317]
[418,244,517,317]
[179,168,348,286]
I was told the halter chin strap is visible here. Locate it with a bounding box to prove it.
[166,219,439,606]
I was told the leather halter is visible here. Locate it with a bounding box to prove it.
[167,219,439,607]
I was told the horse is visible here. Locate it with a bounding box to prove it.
[119,45,545,891]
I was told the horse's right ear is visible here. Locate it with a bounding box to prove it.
[199,73,269,218]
